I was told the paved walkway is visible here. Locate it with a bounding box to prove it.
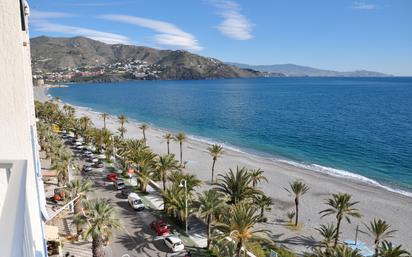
[41,154,93,257]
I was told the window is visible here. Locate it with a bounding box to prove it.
[0,164,12,213]
[19,0,26,31]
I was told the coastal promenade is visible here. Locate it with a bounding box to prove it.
[33,86,412,253]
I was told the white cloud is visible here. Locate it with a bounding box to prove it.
[352,2,376,10]
[209,0,253,40]
[30,10,73,19]
[61,1,133,7]
[99,14,203,51]
[31,20,131,44]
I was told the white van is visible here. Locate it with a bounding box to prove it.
[128,193,145,211]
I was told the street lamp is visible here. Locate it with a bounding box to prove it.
[179,179,188,234]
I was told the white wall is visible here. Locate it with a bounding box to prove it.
[0,0,47,256]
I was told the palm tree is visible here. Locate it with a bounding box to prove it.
[174,132,187,164]
[118,139,147,159]
[63,104,76,118]
[54,159,69,186]
[333,245,363,257]
[117,126,127,139]
[253,194,273,220]
[365,219,397,256]
[79,116,93,135]
[137,165,156,193]
[100,113,109,129]
[379,241,410,257]
[284,180,310,226]
[316,223,337,250]
[117,114,128,138]
[197,189,226,249]
[155,154,181,191]
[163,133,173,154]
[214,166,259,205]
[208,144,224,182]
[168,171,202,194]
[249,168,268,187]
[139,123,149,144]
[74,199,121,257]
[216,203,269,257]
[320,193,362,247]
[65,179,93,236]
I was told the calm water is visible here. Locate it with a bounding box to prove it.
[50,77,412,194]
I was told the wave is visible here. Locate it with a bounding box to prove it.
[275,159,412,198]
[181,133,412,198]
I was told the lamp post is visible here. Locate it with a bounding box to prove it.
[179,179,188,234]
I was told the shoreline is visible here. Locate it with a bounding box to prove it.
[34,85,412,253]
[83,102,412,198]
[44,85,412,199]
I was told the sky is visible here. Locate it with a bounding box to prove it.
[28,0,412,76]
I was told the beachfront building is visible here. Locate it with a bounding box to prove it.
[0,0,48,256]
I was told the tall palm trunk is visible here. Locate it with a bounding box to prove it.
[236,239,243,257]
[143,131,146,144]
[295,197,299,226]
[334,216,342,247]
[103,117,106,129]
[162,174,166,191]
[74,200,83,236]
[166,141,170,154]
[206,214,211,249]
[92,235,105,257]
[211,158,216,182]
[179,142,183,164]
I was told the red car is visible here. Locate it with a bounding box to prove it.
[106,173,118,182]
[150,219,171,236]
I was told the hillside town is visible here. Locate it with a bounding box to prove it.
[32,58,164,85]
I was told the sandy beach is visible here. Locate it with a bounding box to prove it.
[34,86,412,253]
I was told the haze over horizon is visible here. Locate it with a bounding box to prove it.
[29,0,412,76]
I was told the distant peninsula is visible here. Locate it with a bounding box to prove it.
[227,62,392,77]
[30,36,284,84]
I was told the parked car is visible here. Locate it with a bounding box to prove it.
[150,219,171,236]
[94,161,104,168]
[97,154,106,159]
[82,164,92,172]
[114,179,125,190]
[164,236,184,252]
[121,188,132,197]
[106,173,118,182]
[128,193,145,211]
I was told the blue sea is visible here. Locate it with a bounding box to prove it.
[49,77,412,195]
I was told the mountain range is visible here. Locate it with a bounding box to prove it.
[30,36,390,83]
[30,36,268,81]
[226,63,391,77]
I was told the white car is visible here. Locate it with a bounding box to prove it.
[164,236,184,252]
[128,193,145,211]
[114,179,126,190]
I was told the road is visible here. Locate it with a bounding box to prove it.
[77,161,187,257]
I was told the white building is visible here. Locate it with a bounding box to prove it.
[0,0,48,256]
